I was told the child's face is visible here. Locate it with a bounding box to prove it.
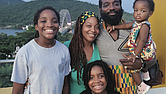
[82,17,99,44]
[35,9,59,40]
[133,1,153,23]
[88,65,107,94]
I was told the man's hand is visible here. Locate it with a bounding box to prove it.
[119,54,142,70]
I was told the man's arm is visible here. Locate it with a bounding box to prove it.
[119,54,156,70]
[62,75,70,94]
[12,82,24,94]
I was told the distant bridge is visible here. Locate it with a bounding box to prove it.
[59,9,76,34]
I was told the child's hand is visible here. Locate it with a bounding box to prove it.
[128,54,137,62]
[24,78,30,89]
[107,26,114,33]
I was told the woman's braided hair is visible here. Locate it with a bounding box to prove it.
[69,11,99,84]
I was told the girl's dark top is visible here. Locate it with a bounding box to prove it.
[80,89,120,94]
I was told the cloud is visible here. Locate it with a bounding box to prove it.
[23,0,33,2]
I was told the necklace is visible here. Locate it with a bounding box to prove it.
[103,19,126,30]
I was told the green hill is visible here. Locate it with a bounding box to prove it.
[0,0,134,28]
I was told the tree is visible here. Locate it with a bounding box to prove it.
[0,63,13,88]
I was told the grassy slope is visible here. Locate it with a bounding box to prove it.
[0,0,134,26]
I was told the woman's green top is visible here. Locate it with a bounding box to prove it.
[63,41,101,94]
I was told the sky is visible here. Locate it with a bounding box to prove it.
[23,0,135,13]
[78,0,135,13]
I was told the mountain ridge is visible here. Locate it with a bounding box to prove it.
[0,0,24,4]
[0,0,134,28]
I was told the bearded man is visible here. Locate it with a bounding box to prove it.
[96,0,156,94]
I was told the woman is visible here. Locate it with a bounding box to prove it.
[63,11,101,94]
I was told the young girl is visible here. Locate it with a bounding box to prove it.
[108,0,156,94]
[80,60,120,94]
[11,6,71,94]
[63,11,101,94]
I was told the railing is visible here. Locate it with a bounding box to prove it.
[0,59,14,64]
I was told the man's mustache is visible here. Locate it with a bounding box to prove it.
[107,9,118,15]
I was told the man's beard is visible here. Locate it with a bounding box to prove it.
[100,9,123,25]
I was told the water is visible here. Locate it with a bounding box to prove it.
[0,29,24,36]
